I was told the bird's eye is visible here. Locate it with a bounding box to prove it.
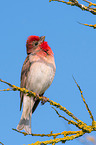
[35,42,38,46]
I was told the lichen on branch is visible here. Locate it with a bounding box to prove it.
[78,22,96,29]
[49,0,96,15]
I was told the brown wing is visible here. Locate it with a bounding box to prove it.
[20,55,30,110]
[20,54,41,113]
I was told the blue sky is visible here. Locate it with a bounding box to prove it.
[0,0,96,145]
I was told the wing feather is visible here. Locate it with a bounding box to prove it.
[20,55,30,110]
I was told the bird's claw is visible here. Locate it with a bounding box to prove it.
[41,96,48,105]
[34,93,39,101]
[34,94,48,105]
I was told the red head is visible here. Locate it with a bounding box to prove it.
[26,35,53,56]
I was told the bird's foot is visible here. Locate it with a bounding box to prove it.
[34,93,40,101]
[41,96,48,105]
[34,94,48,105]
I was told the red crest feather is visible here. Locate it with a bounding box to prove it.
[26,36,40,44]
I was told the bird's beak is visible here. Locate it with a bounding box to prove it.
[39,36,45,44]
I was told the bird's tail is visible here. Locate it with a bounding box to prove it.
[17,111,32,134]
[17,95,34,134]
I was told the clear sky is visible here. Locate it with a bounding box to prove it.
[0,0,96,145]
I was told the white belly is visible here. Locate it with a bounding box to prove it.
[26,62,55,95]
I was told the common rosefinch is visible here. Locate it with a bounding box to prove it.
[17,35,56,134]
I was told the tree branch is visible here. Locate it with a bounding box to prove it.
[0,78,96,144]
[49,0,96,15]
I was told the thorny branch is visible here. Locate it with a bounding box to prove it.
[0,78,96,145]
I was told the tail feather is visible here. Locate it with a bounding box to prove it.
[17,113,32,134]
[17,95,34,134]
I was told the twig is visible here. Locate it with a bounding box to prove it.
[12,128,81,137]
[78,22,96,29]
[0,142,4,145]
[49,0,96,15]
[72,76,94,122]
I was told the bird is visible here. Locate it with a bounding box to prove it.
[17,35,56,134]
